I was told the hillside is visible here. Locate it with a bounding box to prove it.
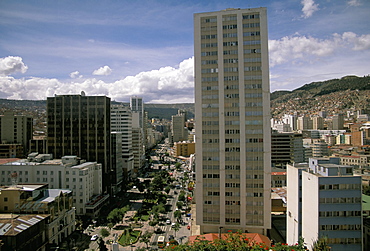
[270,75,370,118]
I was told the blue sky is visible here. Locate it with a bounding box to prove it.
[0,0,369,103]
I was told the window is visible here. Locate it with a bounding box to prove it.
[223,24,237,29]
[243,31,260,36]
[4,197,8,202]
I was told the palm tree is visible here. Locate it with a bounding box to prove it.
[312,236,331,251]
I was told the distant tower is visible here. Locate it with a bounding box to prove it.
[0,112,33,155]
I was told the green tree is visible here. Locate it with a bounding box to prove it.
[176,201,183,209]
[312,236,331,251]
[140,231,153,249]
[107,222,114,230]
[172,222,181,237]
[174,210,182,222]
[165,231,308,251]
[164,186,171,194]
[100,228,110,238]
[107,205,129,224]
[178,191,186,202]
[152,203,166,215]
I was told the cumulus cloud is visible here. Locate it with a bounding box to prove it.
[268,32,370,67]
[301,0,319,18]
[0,57,194,103]
[0,56,28,76]
[340,32,370,51]
[69,71,82,79]
[92,65,112,76]
[348,0,361,6]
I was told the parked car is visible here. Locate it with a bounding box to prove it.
[90,234,98,241]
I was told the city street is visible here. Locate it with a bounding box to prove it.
[84,143,195,250]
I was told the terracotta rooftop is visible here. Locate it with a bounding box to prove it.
[188,232,271,247]
[0,158,20,165]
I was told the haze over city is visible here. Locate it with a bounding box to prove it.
[0,0,369,103]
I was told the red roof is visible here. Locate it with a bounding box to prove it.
[0,158,20,165]
[189,232,271,246]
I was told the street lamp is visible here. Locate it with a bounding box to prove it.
[218,227,223,239]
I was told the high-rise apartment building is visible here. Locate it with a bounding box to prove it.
[47,92,111,193]
[194,7,271,234]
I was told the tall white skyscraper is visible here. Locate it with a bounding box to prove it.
[111,104,134,180]
[194,7,271,234]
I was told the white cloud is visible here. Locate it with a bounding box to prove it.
[0,57,194,103]
[0,56,28,76]
[92,65,112,76]
[340,32,370,51]
[301,0,319,18]
[348,0,361,6]
[268,32,370,67]
[69,71,82,79]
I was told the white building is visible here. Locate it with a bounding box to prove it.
[111,104,134,180]
[287,158,362,250]
[194,7,271,234]
[0,154,108,216]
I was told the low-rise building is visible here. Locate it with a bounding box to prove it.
[0,184,75,246]
[173,142,195,157]
[0,213,50,251]
[0,153,108,216]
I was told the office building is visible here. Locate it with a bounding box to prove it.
[0,111,33,155]
[171,111,188,143]
[130,97,146,174]
[194,7,271,234]
[297,116,312,131]
[0,154,107,216]
[271,132,304,168]
[287,158,362,250]
[111,104,134,180]
[47,92,111,194]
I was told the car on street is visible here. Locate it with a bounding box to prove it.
[171,222,176,228]
[90,234,98,241]
[166,219,171,225]
[169,235,174,240]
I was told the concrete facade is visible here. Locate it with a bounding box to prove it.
[287,158,362,250]
[194,7,271,234]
